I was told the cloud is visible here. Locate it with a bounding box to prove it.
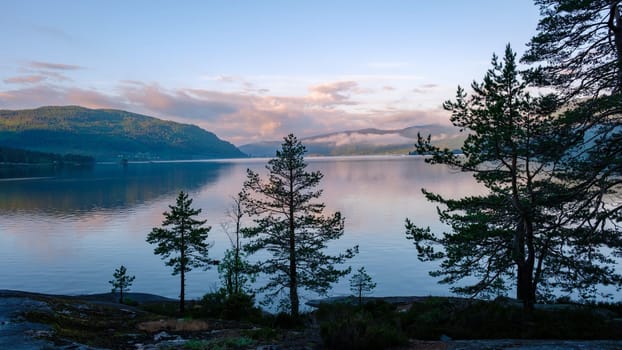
[0,77,452,145]
[4,75,47,84]
[412,83,439,94]
[65,88,124,109]
[307,81,362,107]
[39,71,71,82]
[311,132,414,147]
[0,85,125,110]
[4,71,72,84]
[121,83,238,120]
[0,85,66,107]
[383,86,396,91]
[217,75,237,83]
[29,61,83,70]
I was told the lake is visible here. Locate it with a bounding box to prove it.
[0,156,526,305]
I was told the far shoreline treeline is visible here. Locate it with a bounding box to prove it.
[0,146,95,166]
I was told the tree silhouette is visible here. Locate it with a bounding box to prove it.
[349,267,376,307]
[147,191,216,314]
[243,134,358,317]
[406,45,622,311]
[218,192,256,296]
[109,265,135,304]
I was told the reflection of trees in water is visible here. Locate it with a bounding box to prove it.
[0,162,232,216]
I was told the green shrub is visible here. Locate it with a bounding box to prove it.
[401,298,622,340]
[272,311,305,329]
[221,292,260,321]
[200,290,227,317]
[317,301,406,350]
[199,291,261,321]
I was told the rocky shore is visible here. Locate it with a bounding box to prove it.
[2,290,622,350]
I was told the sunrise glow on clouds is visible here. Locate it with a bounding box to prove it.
[0,1,540,145]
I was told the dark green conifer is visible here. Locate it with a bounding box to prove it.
[243,134,358,318]
[147,191,215,314]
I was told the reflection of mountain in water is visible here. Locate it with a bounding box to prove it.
[0,162,231,216]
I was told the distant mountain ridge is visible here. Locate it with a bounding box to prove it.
[0,106,245,161]
[239,124,465,157]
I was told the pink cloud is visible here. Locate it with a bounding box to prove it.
[0,79,451,145]
[4,75,47,84]
[65,88,124,109]
[307,81,361,107]
[29,61,83,70]
[412,83,439,94]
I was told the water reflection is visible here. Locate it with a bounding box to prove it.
[0,156,491,301]
[0,162,233,216]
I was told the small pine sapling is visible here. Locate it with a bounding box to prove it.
[109,265,135,304]
[349,266,376,306]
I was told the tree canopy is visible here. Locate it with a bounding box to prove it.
[109,265,135,304]
[523,0,622,96]
[349,267,376,307]
[243,134,358,317]
[218,192,256,297]
[147,191,216,314]
[406,45,622,310]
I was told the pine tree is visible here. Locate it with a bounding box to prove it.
[522,1,622,96]
[406,45,622,311]
[349,267,376,307]
[109,265,135,304]
[243,134,358,318]
[147,191,216,314]
[522,1,622,301]
[218,192,256,296]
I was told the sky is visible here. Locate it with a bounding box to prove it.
[0,1,541,145]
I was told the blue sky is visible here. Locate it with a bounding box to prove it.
[0,1,541,144]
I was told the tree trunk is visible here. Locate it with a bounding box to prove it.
[289,168,299,318]
[289,220,299,317]
[515,220,536,312]
[180,267,185,314]
[180,232,186,315]
[289,227,299,317]
[516,262,535,311]
[610,2,622,92]
[120,287,124,304]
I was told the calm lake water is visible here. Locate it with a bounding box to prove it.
[0,155,561,305]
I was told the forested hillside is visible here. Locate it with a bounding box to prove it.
[0,106,245,161]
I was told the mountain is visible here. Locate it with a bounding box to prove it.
[0,106,245,161]
[239,125,466,157]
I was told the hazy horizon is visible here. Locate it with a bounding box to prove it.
[1,1,540,144]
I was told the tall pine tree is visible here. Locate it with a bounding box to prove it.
[522,1,622,297]
[523,0,622,96]
[406,45,622,311]
[243,134,358,317]
[147,191,216,314]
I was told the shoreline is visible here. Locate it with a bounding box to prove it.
[0,289,175,304]
[2,289,622,350]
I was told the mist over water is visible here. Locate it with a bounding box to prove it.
[0,156,560,306]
